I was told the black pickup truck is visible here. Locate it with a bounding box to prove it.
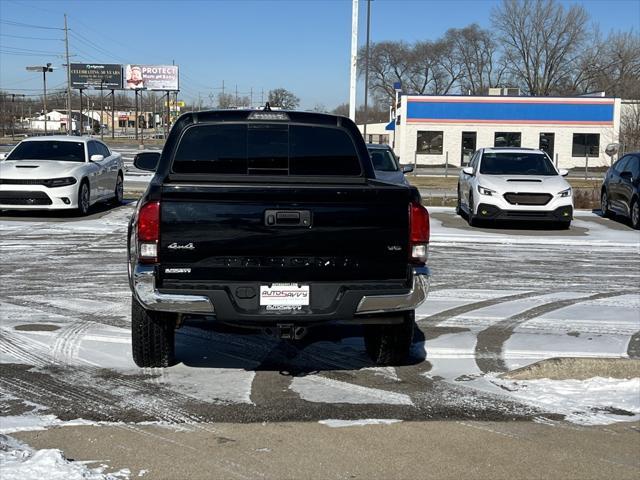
[128,109,430,368]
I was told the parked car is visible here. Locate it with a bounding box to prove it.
[0,136,123,215]
[601,152,640,229]
[367,143,414,185]
[457,147,573,228]
[127,109,431,368]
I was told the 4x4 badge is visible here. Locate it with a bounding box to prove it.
[168,242,195,250]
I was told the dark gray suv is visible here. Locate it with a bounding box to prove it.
[367,144,414,185]
[601,152,640,229]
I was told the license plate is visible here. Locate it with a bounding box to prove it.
[260,284,310,307]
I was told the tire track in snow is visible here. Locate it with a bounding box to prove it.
[474,291,634,374]
[51,320,97,365]
[417,290,542,326]
[0,329,49,367]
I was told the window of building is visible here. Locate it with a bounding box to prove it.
[494,132,521,147]
[572,133,600,157]
[416,131,443,154]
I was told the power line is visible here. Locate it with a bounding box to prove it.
[0,33,61,41]
[2,46,62,55]
[0,50,63,57]
[0,19,62,30]
[69,28,124,63]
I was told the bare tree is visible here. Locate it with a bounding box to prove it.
[331,101,389,124]
[621,101,640,152]
[449,24,507,94]
[216,92,236,108]
[491,0,589,95]
[267,88,300,109]
[582,31,640,98]
[358,41,413,104]
[406,40,442,95]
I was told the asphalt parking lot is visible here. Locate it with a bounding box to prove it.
[1,175,639,478]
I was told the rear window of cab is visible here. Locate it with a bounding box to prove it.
[172,123,362,176]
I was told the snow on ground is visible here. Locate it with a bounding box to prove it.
[0,415,94,434]
[488,376,640,425]
[0,434,131,480]
[318,419,402,428]
[1,204,639,432]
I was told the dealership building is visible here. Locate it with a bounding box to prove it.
[362,94,622,169]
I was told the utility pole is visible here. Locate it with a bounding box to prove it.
[11,94,15,140]
[349,0,359,122]
[100,78,105,140]
[363,0,371,140]
[64,14,72,135]
[111,89,115,139]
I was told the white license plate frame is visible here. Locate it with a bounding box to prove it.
[259,284,310,307]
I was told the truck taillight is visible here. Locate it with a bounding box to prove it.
[138,201,160,263]
[409,202,430,264]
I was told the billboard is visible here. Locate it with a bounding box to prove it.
[124,65,179,91]
[70,63,122,89]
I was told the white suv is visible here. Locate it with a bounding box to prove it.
[457,148,573,228]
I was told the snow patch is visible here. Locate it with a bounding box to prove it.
[319,419,402,428]
[291,375,413,405]
[489,376,640,425]
[0,434,131,480]
[0,415,95,434]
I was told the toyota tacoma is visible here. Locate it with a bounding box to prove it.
[127,108,430,367]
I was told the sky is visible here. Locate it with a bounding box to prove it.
[1,0,639,109]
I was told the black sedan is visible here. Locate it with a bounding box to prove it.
[601,152,640,229]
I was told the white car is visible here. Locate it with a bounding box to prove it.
[0,136,123,215]
[457,147,573,228]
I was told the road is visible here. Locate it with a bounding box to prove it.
[0,201,639,478]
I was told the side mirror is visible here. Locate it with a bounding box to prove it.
[90,154,104,162]
[401,164,414,174]
[0,153,6,160]
[462,166,474,176]
[620,171,633,181]
[134,151,161,172]
[558,169,569,177]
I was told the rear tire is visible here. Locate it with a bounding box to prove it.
[131,295,176,368]
[363,310,415,366]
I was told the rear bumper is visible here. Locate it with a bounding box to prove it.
[475,203,573,222]
[131,264,430,322]
[355,266,430,314]
[133,264,216,314]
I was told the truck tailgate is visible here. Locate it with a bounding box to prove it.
[158,182,410,284]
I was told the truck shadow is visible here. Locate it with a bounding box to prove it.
[175,321,427,374]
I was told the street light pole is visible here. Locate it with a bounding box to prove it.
[26,63,53,135]
[363,0,371,141]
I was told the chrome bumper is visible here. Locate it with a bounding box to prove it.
[355,267,431,315]
[133,264,429,317]
[133,265,215,314]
